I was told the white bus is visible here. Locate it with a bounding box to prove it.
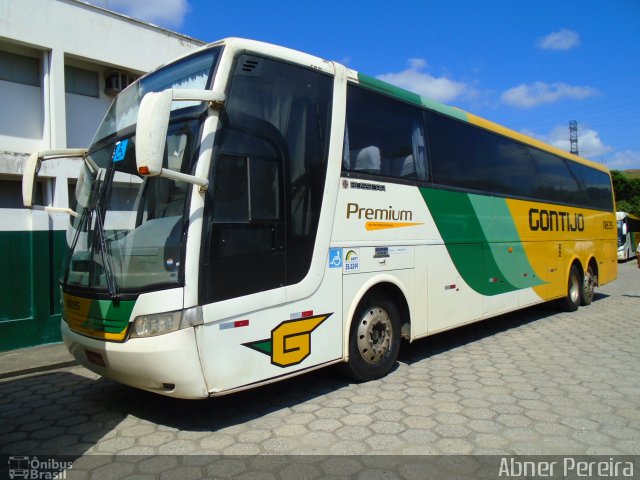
[23,38,617,398]
[616,211,640,260]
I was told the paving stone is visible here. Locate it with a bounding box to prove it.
[0,261,637,463]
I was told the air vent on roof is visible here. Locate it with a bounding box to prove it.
[242,59,259,72]
[236,56,261,76]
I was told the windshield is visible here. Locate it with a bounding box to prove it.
[617,220,624,246]
[93,48,219,144]
[64,47,221,295]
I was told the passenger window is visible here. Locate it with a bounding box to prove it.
[482,135,535,198]
[344,85,428,181]
[426,111,488,192]
[532,151,580,205]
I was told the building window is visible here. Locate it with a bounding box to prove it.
[65,65,99,98]
[0,178,44,208]
[0,50,40,87]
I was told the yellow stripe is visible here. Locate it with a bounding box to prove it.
[468,113,610,173]
[63,293,129,342]
[365,221,423,231]
[504,197,617,300]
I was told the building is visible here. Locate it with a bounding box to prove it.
[0,0,205,350]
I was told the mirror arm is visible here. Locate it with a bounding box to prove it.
[33,205,80,217]
[23,148,88,208]
[159,168,209,192]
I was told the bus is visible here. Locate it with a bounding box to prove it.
[22,38,617,399]
[616,211,640,260]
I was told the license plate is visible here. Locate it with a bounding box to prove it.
[85,350,106,367]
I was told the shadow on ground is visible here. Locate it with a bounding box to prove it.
[0,296,607,456]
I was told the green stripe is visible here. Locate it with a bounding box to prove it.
[420,188,543,295]
[469,196,543,290]
[243,339,272,356]
[81,298,135,334]
[357,73,469,121]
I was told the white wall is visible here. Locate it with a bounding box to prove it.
[0,0,205,216]
[0,0,205,75]
[0,0,205,154]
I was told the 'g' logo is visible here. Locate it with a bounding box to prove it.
[243,313,332,367]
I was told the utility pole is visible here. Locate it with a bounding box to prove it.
[569,120,579,156]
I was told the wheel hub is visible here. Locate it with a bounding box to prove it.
[356,308,392,365]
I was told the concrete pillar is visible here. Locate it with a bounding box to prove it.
[48,48,66,149]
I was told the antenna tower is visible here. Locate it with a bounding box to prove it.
[569,120,579,156]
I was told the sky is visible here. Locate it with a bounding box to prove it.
[93,0,640,170]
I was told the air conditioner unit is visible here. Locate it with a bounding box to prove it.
[104,70,137,96]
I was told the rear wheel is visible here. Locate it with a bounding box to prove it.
[581,264,597,306]
[344,294,401,382]
[557,265,581,312]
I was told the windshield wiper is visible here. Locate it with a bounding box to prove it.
[64,166,120,302]
[91,166,120,302]
[93,201,119,302]
[64,208,120,302]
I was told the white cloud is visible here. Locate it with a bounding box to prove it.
[376,58,475,103]
[523,125,612,160]
[537,29,580,51]
[602,150,640,170]
[501,82,598,108]
[101,0,190,29]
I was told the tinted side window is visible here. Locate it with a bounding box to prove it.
[424,109,612,211]
[202,55,332,302]
[481,134,536,198]
[425,111,488,191]
[573,163,613,211]
[344,85,428,181]
[531,150,580,205]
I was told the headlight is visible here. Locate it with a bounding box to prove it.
[130,307,202,338]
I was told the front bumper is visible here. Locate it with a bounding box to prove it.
[62,321,209,399]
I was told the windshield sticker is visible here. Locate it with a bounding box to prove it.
[112,139,129,163]
[328,248,342,268]
[344,249,360,272]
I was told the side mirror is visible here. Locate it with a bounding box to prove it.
[622,223,628,236]
[23,149,88,216]
[135,89,224,190]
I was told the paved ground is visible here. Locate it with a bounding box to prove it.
[1,261,638,476]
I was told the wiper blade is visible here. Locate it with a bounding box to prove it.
[63,207,90,286]
[93,203,119,302]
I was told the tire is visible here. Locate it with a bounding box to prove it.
[581,264,597,306]
[344,294,401,382]
[557,265,581,312]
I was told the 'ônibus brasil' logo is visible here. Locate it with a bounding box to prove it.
[243,313,332,367]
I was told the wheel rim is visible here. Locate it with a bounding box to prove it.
[569,271,580,304]
[356,307,392,365]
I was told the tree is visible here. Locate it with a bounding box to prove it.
[612,170,640,217]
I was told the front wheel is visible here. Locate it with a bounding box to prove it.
[344,294,401,382]
[557,265,581,312]
[581,264,597,306]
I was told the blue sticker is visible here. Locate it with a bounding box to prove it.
[112,139,129,162]
[328,248,342,268]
